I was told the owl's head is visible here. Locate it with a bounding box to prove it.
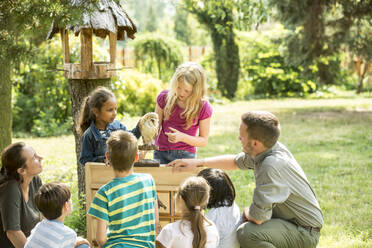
[143,112,159,127]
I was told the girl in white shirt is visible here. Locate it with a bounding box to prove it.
[156,176,219,248]
[198,168,242,248]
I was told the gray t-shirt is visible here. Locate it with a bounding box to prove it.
[235,142,323,228]
[0,175,42,247]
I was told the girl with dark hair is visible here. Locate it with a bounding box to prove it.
[78,86,141,166]
[0,142,43,248]
[198,168,241,248]
[156,176,219,248]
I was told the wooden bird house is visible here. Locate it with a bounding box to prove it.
[47,0,137,79]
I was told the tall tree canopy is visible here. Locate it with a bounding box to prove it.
[181,0,266,99]
[182,0,240,99]
[0,0,91,152]
[268,0,372,90]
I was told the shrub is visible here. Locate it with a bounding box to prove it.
[12,36,113,137]
[131,33,185,82]
[12,39,73,137]
[237,28,317,98]
[112,70,166,117]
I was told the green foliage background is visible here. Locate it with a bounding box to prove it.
[12,39,72,137]
[112,70,166,117]
[132,33,185,82]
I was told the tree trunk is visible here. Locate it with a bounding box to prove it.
[0,59,12,153]
[211,26,240,99]
[356,61,369,94]
[193,7,240,99]
[67,79,110,199]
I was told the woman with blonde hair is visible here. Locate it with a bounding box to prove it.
[154,62,213,164]
[156,176,219,248]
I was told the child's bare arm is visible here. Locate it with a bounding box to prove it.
[74,237,90,247]
[96,218,108,248]
[165,117,211,147]
[155,103,163,133]
[155,198,161,235]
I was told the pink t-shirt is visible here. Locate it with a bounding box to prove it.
[155,90,213,153]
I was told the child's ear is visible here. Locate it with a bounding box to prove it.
[92,107,99,117]
[17,167,25,176]
[105,152,110,166]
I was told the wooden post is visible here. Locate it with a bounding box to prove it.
[109,32,117,65]
[60,28,70,63]
[80,28,93,75]
[188,46,192,61]
[122,48,125,66]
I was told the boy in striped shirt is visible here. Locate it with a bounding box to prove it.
[25,183,90,248]
[88,130,159,248]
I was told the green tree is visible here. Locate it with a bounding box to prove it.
[182,0,240,99]
[132,33,184,82]
[124,0,168,32]
[174,6,191,45]
[145,0,157,32]
[267,0,372,91]
[12,40,72,137]
[0,0,89,152]
[181,0,267,98]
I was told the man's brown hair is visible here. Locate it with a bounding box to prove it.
[241,111,280,148]
[106,130,138,172]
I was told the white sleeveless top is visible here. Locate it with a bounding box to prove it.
[205,203,242,248]
[157,219,219,248]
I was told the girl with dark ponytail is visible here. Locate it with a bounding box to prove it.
[78,86,141,166]
[156,176,219,248]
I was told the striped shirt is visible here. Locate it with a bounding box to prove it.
[24,219,76,248]
[88,173,157,248]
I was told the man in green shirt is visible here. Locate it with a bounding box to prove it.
[169,111,323,248]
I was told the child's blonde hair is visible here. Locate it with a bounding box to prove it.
[163,62,207,129]
[177,176,210,248]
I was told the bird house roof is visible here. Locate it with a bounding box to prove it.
[46,0,137,40]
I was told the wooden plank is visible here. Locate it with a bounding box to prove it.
[85,161,93,246]
[80,28,93,77]
[109,32,117,64]
[60,28,70,63]
[85,162,202,245]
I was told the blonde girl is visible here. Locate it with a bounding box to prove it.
[156,176,219,248]
[154,62,213,164]
[78,87,141,166]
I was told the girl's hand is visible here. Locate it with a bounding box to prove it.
[138,150,147,160]
[165,127,185,143]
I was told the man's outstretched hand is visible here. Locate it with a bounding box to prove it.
[167,158,203,172]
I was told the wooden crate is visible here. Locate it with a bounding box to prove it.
[85,162,202,246]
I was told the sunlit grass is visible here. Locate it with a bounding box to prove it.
[15,97,372,247]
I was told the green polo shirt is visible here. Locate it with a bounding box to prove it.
[235,142,323,229]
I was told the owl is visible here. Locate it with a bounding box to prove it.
[138,112,159,148]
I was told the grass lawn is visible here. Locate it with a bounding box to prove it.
[15,97,372,247]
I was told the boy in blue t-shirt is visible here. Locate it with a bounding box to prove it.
[25,183,90,248]
[88,130,159,248]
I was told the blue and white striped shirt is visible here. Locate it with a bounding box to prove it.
[88,173,157,248]
[25,219,76,248]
